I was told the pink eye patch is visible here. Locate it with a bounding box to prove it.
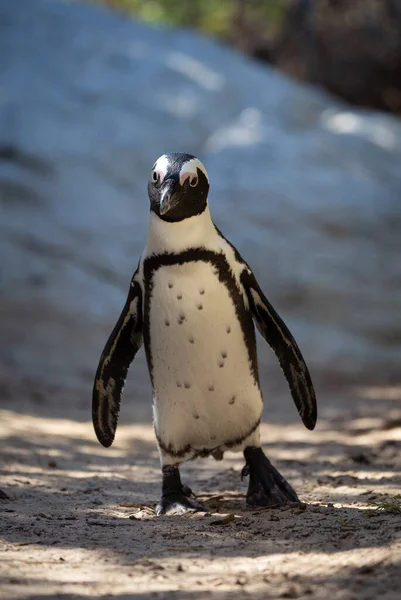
[180,171,198,186]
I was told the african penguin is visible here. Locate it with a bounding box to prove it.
[93,152,317,515]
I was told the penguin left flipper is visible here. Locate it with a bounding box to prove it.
[241,269,317,431]
[92,272,143,448]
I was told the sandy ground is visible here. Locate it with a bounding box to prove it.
[0,368,400,600]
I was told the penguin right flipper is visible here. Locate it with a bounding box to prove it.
[241,269,317,431]
[92,272,143,448]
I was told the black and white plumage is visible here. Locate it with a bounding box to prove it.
[92,152,317,514]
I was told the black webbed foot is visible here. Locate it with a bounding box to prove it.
[156,465,207,515]
[156,494,206,515]
[243,446,300,507]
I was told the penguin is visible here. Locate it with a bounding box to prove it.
[92,152,317,515]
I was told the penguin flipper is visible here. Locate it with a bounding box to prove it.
[241,270,317,430]
[92,273,143,447]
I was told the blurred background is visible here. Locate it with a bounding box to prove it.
[1,0,401,425]
[96,0,401,114]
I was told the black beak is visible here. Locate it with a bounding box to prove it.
[159,178,177,216]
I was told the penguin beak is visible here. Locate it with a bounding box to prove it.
[159,178,177,216]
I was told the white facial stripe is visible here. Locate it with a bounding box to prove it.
[179,158,208,186]
[153,154,170,184]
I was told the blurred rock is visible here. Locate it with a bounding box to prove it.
[266,0,401,114]
[0,0,401,411]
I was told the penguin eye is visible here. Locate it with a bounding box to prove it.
[189,174,198,187]
[152,170,159,184]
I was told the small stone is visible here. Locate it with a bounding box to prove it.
[228,396,236,405]
[221,351,227,359]
[226,326,231,334]
[218,361,224,368]
[208,385,214,392]
[168,282,174,289]
[197,303,203,310]
[280,586,297,598]
[199,289,205,295]
[165,319,170,326]
[184,382,191,389]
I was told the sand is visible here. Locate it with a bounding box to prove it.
[0,367,400,600]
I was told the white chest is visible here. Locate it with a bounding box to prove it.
[145,260,263,452]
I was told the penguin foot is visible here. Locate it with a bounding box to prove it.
[182,484,194,498]
[156,464,206,515]
[243,446,300,507]
[156,494,206,515]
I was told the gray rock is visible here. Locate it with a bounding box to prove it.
[1,0,400,414]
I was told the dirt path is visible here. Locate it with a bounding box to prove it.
[0,371,400,600]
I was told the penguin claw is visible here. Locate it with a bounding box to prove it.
[243,446,300,507]
[241,464,250,481]
[156,494,207,516]
[182,484,195,498]
[0,489,9,500]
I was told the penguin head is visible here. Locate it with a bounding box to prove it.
[148,153,210,222]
